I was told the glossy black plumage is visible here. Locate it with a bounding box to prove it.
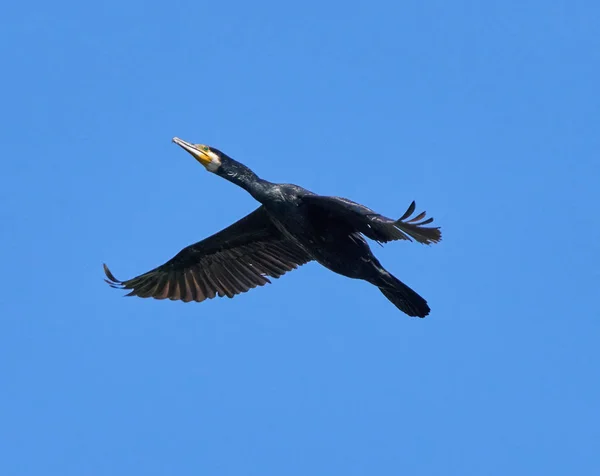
[104,207,311,302]
[104,142,442,317]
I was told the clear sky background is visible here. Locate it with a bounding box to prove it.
[1,1,599,475]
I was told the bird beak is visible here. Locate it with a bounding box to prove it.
[172,137,212,168]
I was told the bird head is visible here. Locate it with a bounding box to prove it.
[172,137,224,173]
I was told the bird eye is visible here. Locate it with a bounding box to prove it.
[202,146,209,152]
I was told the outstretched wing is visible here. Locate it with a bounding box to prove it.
[104,206,312,302]
[301,196,441,245]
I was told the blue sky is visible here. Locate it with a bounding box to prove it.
[1,1,599,474]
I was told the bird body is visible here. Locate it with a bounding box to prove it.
[104,138,442,317]
[264,193,382,279]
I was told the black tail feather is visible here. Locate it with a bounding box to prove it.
[379,274,430,317]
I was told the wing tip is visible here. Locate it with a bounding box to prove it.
[396,202,443,245]
[398,201,416,221]
[103,263,125,288]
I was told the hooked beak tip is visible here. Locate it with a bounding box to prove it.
[171,136,213,169]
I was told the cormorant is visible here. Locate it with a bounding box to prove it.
[104,138,442,317]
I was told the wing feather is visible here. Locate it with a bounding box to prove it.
[301,196,442,245]
[104,206,312,303]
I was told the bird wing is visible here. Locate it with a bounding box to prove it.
[301,196,441,245]
[103,206,312,302]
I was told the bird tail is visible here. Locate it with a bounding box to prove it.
[378,273,430,318]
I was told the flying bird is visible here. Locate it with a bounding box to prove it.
[104,138,441,317]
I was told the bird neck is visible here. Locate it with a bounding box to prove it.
[219,164,274,203]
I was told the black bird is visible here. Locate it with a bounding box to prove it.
[104,138,441,317]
